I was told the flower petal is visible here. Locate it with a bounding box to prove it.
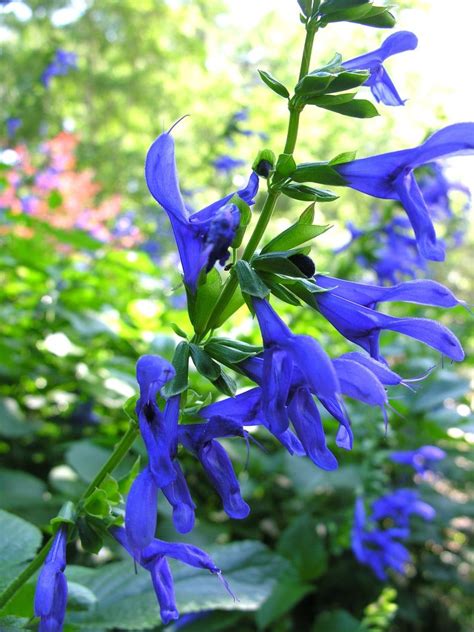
[161,460,196,534]
[125,467,158,550]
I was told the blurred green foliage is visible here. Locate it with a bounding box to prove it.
[0,1,473,631]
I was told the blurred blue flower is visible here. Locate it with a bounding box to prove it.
[343,31,418,106]
[6,117,21,137]
[334,123,474,260]
[145,131,259,292]
[390,445,446,475]
[213,154,246,174]
[352,498,410,581]
[34,526,68,632]
[41,49,77,87]
[112,527,229,626]
[313,275,464,362]
[371,488,436,527]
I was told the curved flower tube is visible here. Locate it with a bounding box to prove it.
[343,31,418,106]
[334,123,474,260]
[34,526,68,632]
[145,131,259,292]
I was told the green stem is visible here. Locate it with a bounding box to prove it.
[0,424,139,610]
[199,24,316,337]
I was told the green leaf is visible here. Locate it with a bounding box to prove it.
[313,98,379,118]
[162,341,190,397]
[0,469,47,512]
[329,151,357,165]
[257,69,290,99]
[213,369,237,397]
[66,541,287,630]
[260,275,302,306]
[212,287,246,328]
[262,223,330,254]
[278,514,328,581]
[122,396,138,424]
[295,72,334,97]
[191,268,223,334]
[312,609,367,632]
[231,195,252,248]
[50,501,77,528]
[325,70,369,93]
[118,456,141,495]
[319,0,370,14]
[77,517,104,555]
[275,153,297,177]
[353,8,396,28]
[189,344,222,381]
[235,260,270,298]
[253,251,312,278]
[170,322,188,339]
[281,183,338,202]
[0,398,39,438]
[83,488,110,519]
[298,203,315,224]
[47,189,63,209]
[292,162,347,186]
[314,52,343,73]
[205,339,261,365]
[66,440,135,483]
[297,0,313,17]
[319,3,374,23]
[98,474,121,505]
[68,582,98,611]
[256,578,313,629]
[0,510,42,592]
[310,91,357,106]
[0,616,29,630]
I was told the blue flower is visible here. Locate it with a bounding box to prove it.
[6,117,21,137]
[213,155,246,174]
[179,416,250,519]
[352,498,410,581]
[126,355,195,549]
[249,298,357,460]
[390,445,446,475]
[41,49,77,87]
[313,275,464,362]
[371,489,436,527]
[343,31,418,106]
[145,131,259,292]
[111,527,229,626]
[334,123,474,260]
[34,526,68,632]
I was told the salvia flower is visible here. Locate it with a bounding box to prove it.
[371,488,436,527]
[343,31,418,106]
[252,297,352,461]
[145,131,259,292]
[112,527,229,626]
[126,355,196,548]
[352,498,410,581]
[313,275,464,362]
[34,526,68,632]
[213,155,246,174]
[334,123,474,260]
[390,445,446,476]
[41,49,77,88]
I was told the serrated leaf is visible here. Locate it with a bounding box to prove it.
[258,70,290,99]
[281,183,338,202]
[162,341,190,397]
[235,260,270,298]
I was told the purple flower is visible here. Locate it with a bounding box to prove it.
[126,355,195,549]
[34,526,68,632]
[145,131,259,292]
[313,275,464,362]
[371,489,436,527]
[213,155,246,174]
[343,31,418,106]
[390,444,446,475]
[352,498,410,581]
[41,49,77,87]
[334,123,474,260]
[111,527,228,626]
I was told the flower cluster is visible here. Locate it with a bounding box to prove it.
[352,487,435,580]
[0,132,140,246]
